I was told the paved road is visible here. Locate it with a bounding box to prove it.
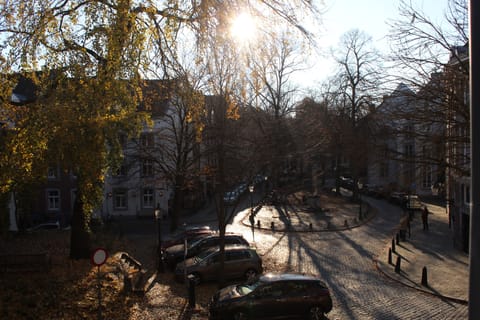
[227,197,468,320]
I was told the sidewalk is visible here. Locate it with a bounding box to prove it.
[375,201,469,304]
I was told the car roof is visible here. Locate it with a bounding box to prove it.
[259,273,323,283]
[202,233,244,240]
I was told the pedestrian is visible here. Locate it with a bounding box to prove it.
[422,206,429,231]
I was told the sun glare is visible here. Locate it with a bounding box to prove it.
[230,12,257,44]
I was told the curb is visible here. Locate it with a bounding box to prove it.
[241,202,378,233]
[373,240,469,305]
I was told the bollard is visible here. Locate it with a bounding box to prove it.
[421,266,428,286]
[388,248,392,264]
[309,223,313,231]
[271,221,275,231]
[396,233,400,244]
[392,238,396,253]
[395,256,401,273]
[257,220,261,228]
[344,219,348,227]
[187,275,196,308]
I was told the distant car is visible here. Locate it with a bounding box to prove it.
[389,192,407,205]
[26,221,69,232]
[403,194,423,211]
[223,191,239,205]
[208,273,333,320]
[339,176,354,190]
[174,244,262,284]
[163,233,249,269]
[235,183,248,195]
[161,226,215,250]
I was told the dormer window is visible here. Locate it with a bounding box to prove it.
[47,166,59,180]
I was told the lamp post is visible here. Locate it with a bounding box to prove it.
[249,184,255,243]
[155,203,164,273]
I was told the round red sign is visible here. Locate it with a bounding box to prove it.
[91,248,108,266]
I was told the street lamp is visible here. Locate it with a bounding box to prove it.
[249,184,255,243]
[155,203,164,273]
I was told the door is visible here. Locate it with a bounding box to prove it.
[248,283,288,318]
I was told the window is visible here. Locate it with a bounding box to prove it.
[143,188,154,208]
[141,133,154,148]
[119,133,128,148]
[114,189,128,209]
[460,184,464,205]
[113,161,128,177]
[465,185,470,204]
[404,144,414,158]
[380,162,388,178]
[47,189,60,210]
[422,165,432,188]
[142,159,154,176]
[47,166,59,180]
[226,250,250,261]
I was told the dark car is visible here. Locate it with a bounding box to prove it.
[163,233,249,269]
[161,226,215,250]
[174,245,262,284]
[208,273,332,320]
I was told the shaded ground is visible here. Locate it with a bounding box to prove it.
[0,189,359,320]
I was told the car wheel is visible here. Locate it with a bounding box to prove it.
[244,269,258,283]
[233,311,247,320]
[309,306,324,320]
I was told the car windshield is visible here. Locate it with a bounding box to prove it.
[236,281,261,295]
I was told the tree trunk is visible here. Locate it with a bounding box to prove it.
[69,195,91,259]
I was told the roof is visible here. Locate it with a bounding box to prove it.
[10,75,37,105]
[259,272,322,282]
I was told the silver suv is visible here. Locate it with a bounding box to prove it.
[174,245,263,284]
[164,233,249,269]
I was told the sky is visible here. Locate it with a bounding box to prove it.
[294,0,451,88]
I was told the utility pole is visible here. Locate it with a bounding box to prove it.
[469,1,480,319]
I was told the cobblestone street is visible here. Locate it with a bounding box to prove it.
[116,191,468,319]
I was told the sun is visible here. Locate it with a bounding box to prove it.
[230,12,257,45]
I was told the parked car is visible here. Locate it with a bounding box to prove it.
[163,233,249,269]
[174,244,262,284]
[223,191,239,205]
[161,226,215,250]
[208,273,333,320]
[403,194,423,211]
[339,176,354,190]
[235,183,248,195]
[389,192,407,205]
[25,221,70,232]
